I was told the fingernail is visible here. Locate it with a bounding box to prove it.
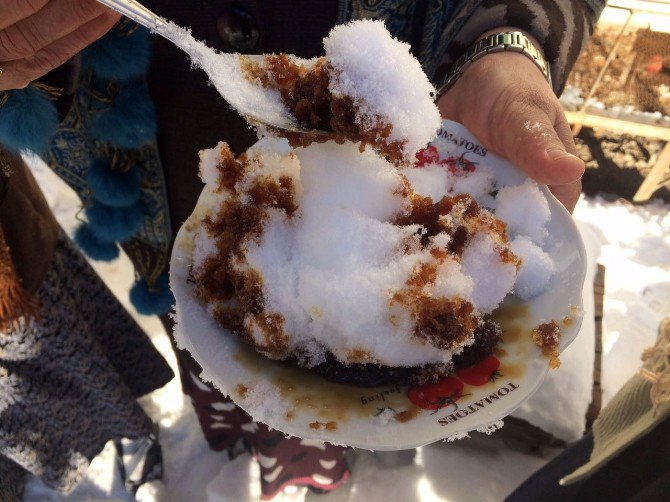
[546,149,584,170]
[545,147,572,161]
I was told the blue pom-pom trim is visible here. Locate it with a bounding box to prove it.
[88,82,157,149]
[86,199,145,242]
[82,26,151,81]
[86,157,142,207]
[130,273,175,315]
[74,223,120,261]
[0,86,58,154]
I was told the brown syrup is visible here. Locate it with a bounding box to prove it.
[493,303,530,326]
[309,421,338,431]
[501,325,524,344]
[395,406,421,423]
[236,384,248,398]
[233,343,417,423]
[499,362,525,380]
[227,278,576,427]
[532,321,562,369]
[241,54,407,165]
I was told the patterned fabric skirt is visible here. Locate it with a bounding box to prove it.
[0,233,174,496]
[166,334,350,500]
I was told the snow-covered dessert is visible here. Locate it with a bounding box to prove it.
[239,20,441,165]
[189,21,556,386]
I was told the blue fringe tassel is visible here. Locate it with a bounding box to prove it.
[82,26,151,81]
[86,157,142,207]
[74,223,120,261]
[130,273,175,315]
[88,82,157,149]
[86,199,145,242]
[0,86,58,154]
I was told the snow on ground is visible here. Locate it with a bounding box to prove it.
[22,155,670,501]
[510,218,598,443]
[574,197,670,404]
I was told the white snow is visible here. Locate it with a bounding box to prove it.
[559,86,584,112]
[511,236,556,301]
[401,164,451,201]
[22,151,670,500]
[495,180,551,244]
[162,23,294,130]
[461,233,518,313]
[161,20,441,162]
[400,160,497,207]
[324,20,441,162]
[198,142,226,189]
[573,197,670,404]
[192,227,218,272]
[194,139,534,367]
[450,165,497,201]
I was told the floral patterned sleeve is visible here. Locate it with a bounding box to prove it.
[437,0,606,94]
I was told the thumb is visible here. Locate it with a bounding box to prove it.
[492,101,585,186]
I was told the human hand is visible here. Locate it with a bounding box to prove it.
[436,37,584,213]
[0,0,120,90]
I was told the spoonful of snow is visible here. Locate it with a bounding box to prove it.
[94,5,442,164]
[95,0,311,134]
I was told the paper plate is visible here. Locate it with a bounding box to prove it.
[170,119,587,450]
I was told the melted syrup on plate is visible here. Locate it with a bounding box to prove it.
[230,301,549,426]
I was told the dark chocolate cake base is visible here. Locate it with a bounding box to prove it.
[305,318,502,387]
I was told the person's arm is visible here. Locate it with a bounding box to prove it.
[440,1,606,96]
[436,1,606,212]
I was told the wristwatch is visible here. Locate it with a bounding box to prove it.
[436,31,551,97]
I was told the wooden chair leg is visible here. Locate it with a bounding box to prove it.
[586,264,605,430]
[633,142,670,202]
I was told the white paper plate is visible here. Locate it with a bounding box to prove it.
[170,119,587,450]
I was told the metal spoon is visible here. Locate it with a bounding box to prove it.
[95,0,316,135]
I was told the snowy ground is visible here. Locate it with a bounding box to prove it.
[21,157,670,501]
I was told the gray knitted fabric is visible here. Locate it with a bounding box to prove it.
[0,233,173,495]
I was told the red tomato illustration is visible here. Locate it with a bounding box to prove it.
[441,154,477,174]
[407,376,465,411]
[415,145,440,166]
[456,356,501,386]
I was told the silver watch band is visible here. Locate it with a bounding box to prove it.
[436,31,552,98]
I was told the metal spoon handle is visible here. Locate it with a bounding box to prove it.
[95,0,178,44]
